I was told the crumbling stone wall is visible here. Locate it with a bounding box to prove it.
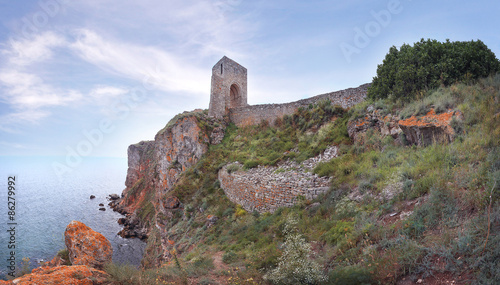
[229,83,370,127]
[219,147,338,213]
[208,56,248,119]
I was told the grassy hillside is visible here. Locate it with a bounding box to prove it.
[106,75,499,284]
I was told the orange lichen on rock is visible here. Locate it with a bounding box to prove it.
[398,108,455,128]
[2,265,108,285]
[398,109,462,146]
[64,221,113,270]
[355,120,367,127]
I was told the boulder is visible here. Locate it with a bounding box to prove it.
[99,207,106,211]
[90,195,96,199]
[163,196,181,209]
[64,221,113,269]
[99,203,104,206]
[117,214,148,240]
[3,265,108,285]
[109,194,120,200]
[207,215,218,226]
[347,110,401,143]
[398,109,462,146]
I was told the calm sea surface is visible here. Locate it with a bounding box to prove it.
[0,156,145,280]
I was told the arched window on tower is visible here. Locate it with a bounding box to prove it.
[221,63,223,74]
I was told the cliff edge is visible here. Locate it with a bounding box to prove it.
[110,109,225,240]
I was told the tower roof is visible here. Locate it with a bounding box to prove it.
[212,56,247,71]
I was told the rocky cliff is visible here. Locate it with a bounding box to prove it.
[110,110,225,239]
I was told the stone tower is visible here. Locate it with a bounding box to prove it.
[208,56,247,119]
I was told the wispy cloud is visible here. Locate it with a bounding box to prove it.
[2,32,66,66]
[88,86,128,101]
[0,140,30,149]
[0,109,51,133]
[65,0,256,57]
[70,29,209,94]
[0,32,81,128]
[0,70,82,109]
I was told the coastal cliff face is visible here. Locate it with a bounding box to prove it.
[111,110,224,239]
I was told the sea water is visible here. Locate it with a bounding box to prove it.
[0,156,146,280]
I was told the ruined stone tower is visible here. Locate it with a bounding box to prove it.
[208,56,247,119]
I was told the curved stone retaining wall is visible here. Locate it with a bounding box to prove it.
[219,147,338,213]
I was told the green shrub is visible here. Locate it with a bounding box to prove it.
[322,220,355,247]
[222,251,238,264]
[186,256,214,277]
[327,266,373,285]
[104,263,140,285]
[197,278,219,285]
[57,249,71,265]
[474,228,500,283]
[368,39,500,101]
[226,163,240,173]
[264,216,327,284]
[243,160,259,169]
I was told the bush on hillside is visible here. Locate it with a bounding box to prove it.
[264,215,327,284]
[368,39,500,101]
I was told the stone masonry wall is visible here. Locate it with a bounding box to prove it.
[229,83,370,127]
[219,147,338,213]
[209,56,248,119]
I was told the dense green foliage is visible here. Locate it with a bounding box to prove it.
[368,39,500,101]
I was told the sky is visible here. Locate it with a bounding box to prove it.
[0,0,499,160]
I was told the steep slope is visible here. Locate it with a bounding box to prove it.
[110,76,499,284]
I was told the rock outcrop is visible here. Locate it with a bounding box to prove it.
[117,213,148,239]
[347,107,463,147]
[398,109,463,146]
[347,109,401,143]
[64,221,113,270]
[0,265,108,285]
[110,110,225,239]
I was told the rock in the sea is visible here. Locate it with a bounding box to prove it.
[99,207,106,211]
[117,214,148,240]
[64,221,113,269]
[109,194,120,200]
[1,265,108,285]
[90,195,96,199]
